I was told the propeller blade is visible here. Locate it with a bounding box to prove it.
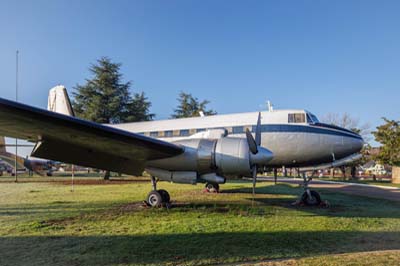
[246,128,258,154]
[252,166,257,197]
[255,112,261,146]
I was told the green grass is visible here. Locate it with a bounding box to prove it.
[0,178,399,266]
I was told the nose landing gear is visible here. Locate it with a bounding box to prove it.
[205,182,220,193]
[146,176,171,207]
[299,173,322,206]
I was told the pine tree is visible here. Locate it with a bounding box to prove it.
[171,92,216,118]
[123,92,154,122]
[72,57,153,124]
[73,57,131,124]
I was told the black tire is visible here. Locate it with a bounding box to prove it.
[205,183,220,193]
[146,191,163,207]
[301,190,321,206]
[158,189,170,203]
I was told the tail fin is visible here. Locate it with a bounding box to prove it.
[48,85,75,116]
[0,136,6,154]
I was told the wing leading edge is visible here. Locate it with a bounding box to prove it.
[0,98,184,175]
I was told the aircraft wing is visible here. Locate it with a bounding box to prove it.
[0,98,184,175]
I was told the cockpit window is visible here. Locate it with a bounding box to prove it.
[288,113,305,123]
[306,113,319,124]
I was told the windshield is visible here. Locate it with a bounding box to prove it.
[306,113,319,124]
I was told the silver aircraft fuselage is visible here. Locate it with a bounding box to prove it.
[234,124,363,167]
[112,109,364,169]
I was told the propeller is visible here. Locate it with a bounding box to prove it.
[245,112,262,197]
[245,112,261,155]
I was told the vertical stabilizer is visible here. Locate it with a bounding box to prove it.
[48,85,75,116]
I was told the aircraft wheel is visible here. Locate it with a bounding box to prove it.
[158,189,170,203]
[146,191,163,207]
[301,190,321,206]
[205,183,220,193]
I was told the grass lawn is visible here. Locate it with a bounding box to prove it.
[0,177,399,266]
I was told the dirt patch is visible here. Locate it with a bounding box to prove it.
[118,202,149,212]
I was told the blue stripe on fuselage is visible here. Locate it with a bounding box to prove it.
[253,124,362,140]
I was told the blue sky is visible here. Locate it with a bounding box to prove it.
[1,0,399,155]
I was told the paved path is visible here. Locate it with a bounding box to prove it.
[258,177,400,202]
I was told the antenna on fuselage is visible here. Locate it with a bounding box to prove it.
[267,100,274,112]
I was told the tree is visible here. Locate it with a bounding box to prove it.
[123,92,154,122]
[321,112,370,142]
[372,118,400,166]
[372,118,400,184]
[73,57,154,124]
[171,92,216,118]
[72,57,131,124]
[72,57,154,179]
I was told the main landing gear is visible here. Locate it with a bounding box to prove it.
[205,182,220,193]
[299,172,321,206]
[146,176,171,207]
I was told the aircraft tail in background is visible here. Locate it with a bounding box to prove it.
[48,85,75,116]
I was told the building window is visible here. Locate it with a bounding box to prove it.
[164,130,173,137]
[288,113,305,123]
[150,131,158,137]
[232,126,244,134]
[180,129,190,136]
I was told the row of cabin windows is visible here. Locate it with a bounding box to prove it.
[139,126,250,138]
[142,128,207,138]
[140,113,307,137]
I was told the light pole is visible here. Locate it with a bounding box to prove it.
[14,50,19,182]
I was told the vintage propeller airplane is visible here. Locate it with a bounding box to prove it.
[0,86,364,206]
[0,137,54,176]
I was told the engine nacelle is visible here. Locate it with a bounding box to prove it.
[214,137,251,176]
[147,137,270,182]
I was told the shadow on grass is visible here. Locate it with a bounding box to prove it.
[0,202,116,217]
[220,183,400,219]
[1,231,399,266]
[222,183,300,195]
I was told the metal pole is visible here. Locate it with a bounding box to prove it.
[71,164,74,192]
[14,50,19,183]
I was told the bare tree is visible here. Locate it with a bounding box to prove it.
[321,112,371,143]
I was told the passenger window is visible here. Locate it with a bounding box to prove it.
[164,130,173,137]
[150,131,158,137]
[232,126,244,134]
[288,113,305,123]
[180,129,190,136]
[196,128,206,133]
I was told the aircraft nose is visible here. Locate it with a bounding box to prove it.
[346,132,364,155]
